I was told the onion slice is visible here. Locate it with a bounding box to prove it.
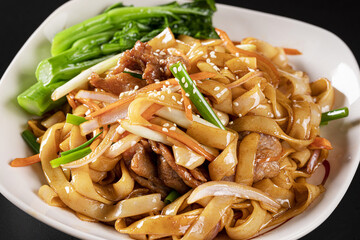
[187,181,281,210]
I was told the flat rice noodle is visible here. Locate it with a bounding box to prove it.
[89,155,121,172]
[62,124,118,168]
[69,125,87,149]
[38,185,66,207]
[196,80,231,104]
[233,84,265,117]
[71,164,113,204]
[182,196,235,240]
[75,90,118,103]
[105,133,142,158]
[230,115,313,150]
[173,145,205,170]
[186,121,235,150]
[213,96,234,114]
[188,181,280,211]
[225,200,269,239]
[208,131,238,181]
[93,160,135,201]
[41,111,66,129]
[253,178,295,208]
[147,27,176,50]
[262,82,287,119]
[116,210,200,236]
[288,101,311,140]
[235,133,260,186]
[290,148,311,168]
[40,123,164,221]
[268,178,324,227]
[278,69,311,96]
[310,78,335,112]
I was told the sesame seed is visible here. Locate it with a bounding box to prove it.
[160,95,165,100]
[165,81,170,85]
[173,67,178,74]
[185,93,190,97]
[169,126,176,131]
[184,82,189,88]
[229,121,234,125]
[187,105,191,109]
[177,101,182,105]
[134,85,139,90]
[234,102,239,106]
[163,123,169,127]
[172,96,177,101]
[181,77,185,83]
[214,86,220,91]
[178,65,182,72]
[162,128,169,132]
[159,51,166,55]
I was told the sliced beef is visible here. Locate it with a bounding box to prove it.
[112,41,189,83]
[253,161,280,183]
[158,155,189,194]
[130,143,156,180]
[128,170,169,198]
[158,143,204,188]
[89,72,146,96]
[256,133,282,160]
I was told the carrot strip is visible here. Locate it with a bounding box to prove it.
[181,88,193,121]
[66,91,78,109]
[308,137,333,150]
[283,48,302,55]
[215,28,279,85]
[10,154,41,167]
[87,72,216,119]
[141,103,164,121]
[147,124,215,161]
[77,98,101,112]
[226,71,263,89]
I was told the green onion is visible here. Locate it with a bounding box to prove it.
[169,61,226,130]
[61,132,102,156]
[50,147,92,168]
[164,190,181,204]
[66,113,87,125]
[321,107,349,124]
[123,70,143,79]
[21,130,40,154]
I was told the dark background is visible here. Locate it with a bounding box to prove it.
[1,0,359,239]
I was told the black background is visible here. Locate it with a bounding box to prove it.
[1,0,359,239]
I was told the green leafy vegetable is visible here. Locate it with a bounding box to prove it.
[321,107,349,124]
[18,0,217,115]
[50,147,92,168]
[164,190,181,204]
[169,61,226,130]
[66,113,87,125]
[21,130,40,154]
[61,132,102,156]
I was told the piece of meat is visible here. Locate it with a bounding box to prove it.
[128,169,169,198]
[253,161,280,183]
[112,41,189,83]
[256,133,282,160]
[158,143,204,188]
[89,72,146,95]
[148,139,162,155]
[158,155,189,194]
[130,143,156,180]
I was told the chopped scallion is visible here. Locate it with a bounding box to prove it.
[21,130,40,154]
[164,190,181,204]
[123,70,143,79]
[321,107,349,124]
[170,61,226,130]
[50,147,92,168]
[61,132,102,156]
[66,113,87,125]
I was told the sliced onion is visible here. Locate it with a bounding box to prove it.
[187,181,281,210]
[75,90,119,103]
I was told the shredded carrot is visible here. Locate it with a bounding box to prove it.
[141,103,164,121]
[215,28,279,86]
[77,98,101,112]
[181,88,193,121]
[87,72,216,119]
[308,137,333,150]
[283,48,302,55]
[66,91,78,109]
[147,123,215,161]
[10,154,41,167]
[226,71,263,89]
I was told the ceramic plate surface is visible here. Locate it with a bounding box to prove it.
[1,0,359,239]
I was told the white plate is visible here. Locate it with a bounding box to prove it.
[1,0,359,239]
